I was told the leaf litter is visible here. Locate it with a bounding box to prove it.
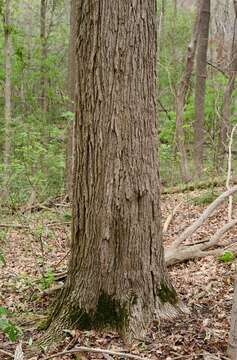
[0,188,236,359]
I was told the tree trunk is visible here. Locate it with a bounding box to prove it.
[193,0,210,178]
[219,1,237,161]
[40,0,48,113]
[175,1,202,183]
[45,0,179,342]
[228,269,237,359]
[65,0,79,199]
[2,0,12,200]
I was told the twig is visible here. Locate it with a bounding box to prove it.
[41,284,63,296]
[207,61,228,78]
[43,346,148,360]
[46,222,70,228]
[158,99,172,120]
[0,224,29,229]
[53,251,70,269]
[0,348,14,358]
[163,202,182,233]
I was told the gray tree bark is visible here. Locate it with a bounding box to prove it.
[193,0,210,178]
[219,0,237,161]
[65,0,79,199]
[175,1,202,182]
[45,0,179,342]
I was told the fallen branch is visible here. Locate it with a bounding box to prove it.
[202,219,237,250]
[162,176,237,194]
[165,241,237,267]
[226,125,237,221]
[172,186,237,248]
[0,348,14,358]
[43,346,147,360]
[0,224,29,229]
[41,284,63,296]
[46,222,70,228]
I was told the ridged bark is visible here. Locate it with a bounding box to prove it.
[45,0,179,341]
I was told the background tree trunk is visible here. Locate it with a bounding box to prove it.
[193,0,210,178]
[46,0,178,342]
[174,1,201,183]
[2,0,12,200]
[219,0,237,161]
[40,0,48,113]
[65,0,79,199]
[228,268,237,359]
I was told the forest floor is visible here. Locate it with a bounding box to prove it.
[0,187,236,360]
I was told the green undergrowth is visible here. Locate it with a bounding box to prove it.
[190,189,220,206]
[0,306,22,341]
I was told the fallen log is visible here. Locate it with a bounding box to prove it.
[162,176,237,194]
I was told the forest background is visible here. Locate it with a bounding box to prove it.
[0,0,236,205]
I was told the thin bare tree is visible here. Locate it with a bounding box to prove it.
[2,0,12,200]
[193,0,211,177]
[65,0,79,199]
[220,0,237,162]
[174,1,202,182]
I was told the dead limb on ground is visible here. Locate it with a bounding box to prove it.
[42,346,147,360]
[165,186,237,266]
[162,176,237,194]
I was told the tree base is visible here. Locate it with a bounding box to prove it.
[39,285,184,348]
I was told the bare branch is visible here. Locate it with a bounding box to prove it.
[202,219,237,250]
[0,348,14,358]
[226,125,237,221]
[43,346,148,360]
[172,186,237,248]
[163,202,182,233]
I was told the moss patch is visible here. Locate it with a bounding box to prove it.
[69,292,128,332]
[158,282,178,305]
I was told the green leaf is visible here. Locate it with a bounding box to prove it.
[0,306,8,316]
[0,251,6,266]
[61,111,75,120]
[218,251,235,263]
[0,318,21,341]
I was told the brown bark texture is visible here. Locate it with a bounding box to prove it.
[193,0,210,178]
[47,0,179,341]
[65,0,79,199]
[174,1,201,183]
